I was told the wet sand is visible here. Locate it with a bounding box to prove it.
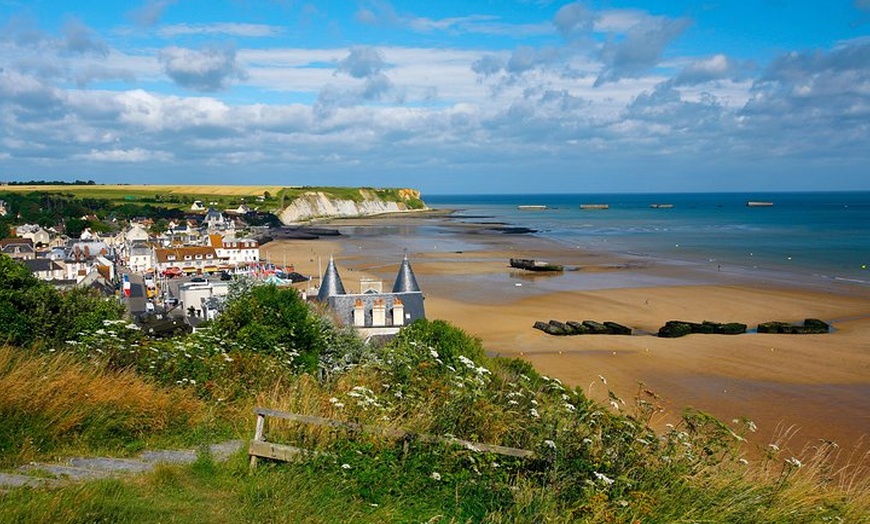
[260,214,870,462]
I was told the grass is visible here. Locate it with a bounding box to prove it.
[0,346,217,467]
[1,184,426,212]
[0,307,866,522]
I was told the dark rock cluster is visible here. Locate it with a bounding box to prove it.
[657,320,747,338]
[533,320,632,336]
[757,318,830,334]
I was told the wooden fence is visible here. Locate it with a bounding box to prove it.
[248,406,534,470]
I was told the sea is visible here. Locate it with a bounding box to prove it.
[424,192,870,287]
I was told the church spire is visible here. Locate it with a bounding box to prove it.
[392,255,420,293]
[317,256,346,301]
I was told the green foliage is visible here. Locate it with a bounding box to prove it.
[210,283,324,372]
[0,255,125,349]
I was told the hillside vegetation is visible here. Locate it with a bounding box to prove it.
[0,184,425,213]
[0,259,867,523]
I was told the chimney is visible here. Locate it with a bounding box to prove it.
[372,299,386,327]
[353,299,365,327]
[392,298,404,326]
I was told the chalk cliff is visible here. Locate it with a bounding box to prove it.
[277,188,426,224]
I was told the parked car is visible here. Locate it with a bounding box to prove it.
[190,277,206,283]
[219,271,232,281]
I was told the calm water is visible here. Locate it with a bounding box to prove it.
[425,192,870,286]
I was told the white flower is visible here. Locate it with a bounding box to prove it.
[544,440,556,450]
[430,349,439,359]
[593,471,615,486]
[609,400,620,410]
[529,408,540,418]
[563,403,576,412]
[747,421,757,433]
[768,444,780,452]
[341,463,352,470]
[785,457,803,468]
[329,397,340,404]
[431,472,441,481]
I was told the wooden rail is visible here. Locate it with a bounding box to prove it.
[248,407,534,470]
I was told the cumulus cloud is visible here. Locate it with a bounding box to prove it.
[507,46,559,74]
[159,46,246,92]
[673,54,744,86]
[337,46,385,78]
[595,15,691,86]
[472,55,506,77]
[129,0,177,27]
[554,2,597,39]
[61,18,108,57]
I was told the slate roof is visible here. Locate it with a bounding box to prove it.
[392,255,421,293]
[21,258,62,273]
[317,256,346,301]
[327,292,425,327]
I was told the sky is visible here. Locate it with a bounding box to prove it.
[0,0,868,194]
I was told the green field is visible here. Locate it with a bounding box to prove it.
[0,184,424,211]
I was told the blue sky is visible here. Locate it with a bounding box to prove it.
[1,0,868,194]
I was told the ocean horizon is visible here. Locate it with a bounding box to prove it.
[424,191,870,287]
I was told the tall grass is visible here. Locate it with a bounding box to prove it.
[0,346,205,466]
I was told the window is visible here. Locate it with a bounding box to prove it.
[184,255,191,260]
[195,254,203,260]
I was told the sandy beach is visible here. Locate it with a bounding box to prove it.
[260,213,870,463]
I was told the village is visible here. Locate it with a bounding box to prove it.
[0,196,425,339]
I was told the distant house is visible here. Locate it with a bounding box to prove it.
[209,234,260,268]
[0,238,36,260]
[127,241,153,273]
[203,207,233,232]
[0,200,7,216]
[315,256,425,341]
[21,258,65,281]
[15,224,51,246]
[191,200,205,211]
[155,246,219,276]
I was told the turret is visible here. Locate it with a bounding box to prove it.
[392,255,420,293]
[317,256,346,301]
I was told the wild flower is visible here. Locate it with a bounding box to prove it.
[544,439,556,450]
[529,408,540,418]
[785,457,803,468]
[563,403,576,412]
[430,472,441,481]
[593,471,615,486]
[341,463,351,470]
[429,349,439,359]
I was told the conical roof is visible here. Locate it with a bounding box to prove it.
[317,256,346,301]
[392,255,421,293]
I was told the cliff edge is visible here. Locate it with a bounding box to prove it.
[277,188,426,224]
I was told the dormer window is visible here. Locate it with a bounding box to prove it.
[195,254,203,260]
[168,255,176,261]
[184,255,192,260]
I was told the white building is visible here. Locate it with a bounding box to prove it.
[209,234,260,268]
[178,280,230,319]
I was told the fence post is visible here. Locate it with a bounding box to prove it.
[249,412,266,471]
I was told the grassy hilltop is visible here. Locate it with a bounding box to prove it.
[0,184,426,213]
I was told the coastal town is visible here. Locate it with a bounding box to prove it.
[0,190,428,338]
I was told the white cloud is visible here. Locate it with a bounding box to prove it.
[157,23,285,38]
[76,147,172,162]
[159,45,246,92]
